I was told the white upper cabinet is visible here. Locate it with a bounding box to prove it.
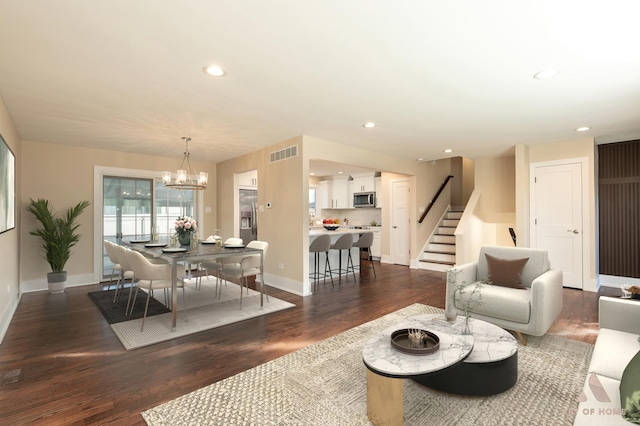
[238,169,258,188]
[320,176,350,209]
[351,173,376,193]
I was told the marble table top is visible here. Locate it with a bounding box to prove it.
[362,314,518,377]
[362,316,474,377]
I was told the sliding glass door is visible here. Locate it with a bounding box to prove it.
[102,177,153,279]
[101,177,199,280]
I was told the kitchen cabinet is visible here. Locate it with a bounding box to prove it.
[351,173,376,193]
[319,177,350,209]
[238,169,258,188]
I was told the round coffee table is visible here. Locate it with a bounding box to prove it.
[362,314,518,425]
[412,315,518,396]
[362,316,474,425]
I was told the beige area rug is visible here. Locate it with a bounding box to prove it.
[141,303,593,425]
[111,277,295,351]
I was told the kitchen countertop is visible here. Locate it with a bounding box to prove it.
[309,227,381,237]
[309,228,363,237]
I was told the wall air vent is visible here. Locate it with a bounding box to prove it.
[270,144,298,163]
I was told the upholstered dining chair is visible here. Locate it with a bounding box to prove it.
[220,240,269,308]
[125,248,188,331]
[198,237,246,297]
[103,240,122,292]
[111,244,136,307]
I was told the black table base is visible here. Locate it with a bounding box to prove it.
[412,352,518,396]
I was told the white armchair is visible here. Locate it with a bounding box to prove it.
[445,246,563,344]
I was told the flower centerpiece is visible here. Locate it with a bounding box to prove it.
[175,216,197,246]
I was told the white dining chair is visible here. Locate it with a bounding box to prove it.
[103,240,122,292]
[125,248,188,331]
[111,244,136,307]
[198,237,245,296]
[220,240,269,308]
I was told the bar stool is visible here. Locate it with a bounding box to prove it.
[309,234,333,290]
[352,232,376,278]
[329,233,355,285]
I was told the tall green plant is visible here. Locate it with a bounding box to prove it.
[27,198,90,274]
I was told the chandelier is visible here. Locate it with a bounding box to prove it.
[162,137,208,190]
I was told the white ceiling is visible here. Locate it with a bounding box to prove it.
[1,1,639,170]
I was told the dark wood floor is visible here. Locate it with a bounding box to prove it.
[0,262,602,425]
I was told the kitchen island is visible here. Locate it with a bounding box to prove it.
[309,228,364,287]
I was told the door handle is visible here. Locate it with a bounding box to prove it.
[567,229,579,234]
[393,226,397,229]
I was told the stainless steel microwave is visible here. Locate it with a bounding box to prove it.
[353,192,376,208]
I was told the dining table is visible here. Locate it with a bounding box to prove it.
[121,238,265,331]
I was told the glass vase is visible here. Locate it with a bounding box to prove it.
[178,232,192,246]
[462,316,473,335]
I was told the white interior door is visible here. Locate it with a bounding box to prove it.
[531,161,583,289]
[391,180,411,265]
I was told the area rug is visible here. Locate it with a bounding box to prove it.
[111,277,296,351]
[142,303,593,425]
[88,287,170,324]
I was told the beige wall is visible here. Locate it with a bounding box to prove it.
[0,95,22,340]
[216,134,430,295]
[20,140,217,286]
[216,136,305,293]
[474,155,516,247]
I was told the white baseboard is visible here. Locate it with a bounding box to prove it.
[0,291,21,345]
[262,273,309,297]
[20,273,96,293]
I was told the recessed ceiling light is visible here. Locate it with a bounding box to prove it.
[575,126,591,132]
[533,68,559,80]
[337,171,344,174]
[203,65,226,77]
[443,149,453,153]
[363,122,377,128]
[416,157,425,162]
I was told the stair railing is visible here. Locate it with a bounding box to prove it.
[418,175,454,224]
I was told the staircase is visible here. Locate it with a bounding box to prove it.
[418,209,462,272]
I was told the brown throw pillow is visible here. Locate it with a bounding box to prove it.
[484,253,529,289]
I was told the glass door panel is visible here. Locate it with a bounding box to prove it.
[102,176,153,280]
[155,182,195,239]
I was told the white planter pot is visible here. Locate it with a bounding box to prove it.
[47,271,67,294]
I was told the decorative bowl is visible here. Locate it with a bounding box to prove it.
[390,329,440,355]
[323,224,340,231]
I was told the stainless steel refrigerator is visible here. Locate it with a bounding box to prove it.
[239,189,257,245]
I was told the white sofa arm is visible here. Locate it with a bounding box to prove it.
[599,296,640,334]
[445,262,478,310]
[528,268,563,336]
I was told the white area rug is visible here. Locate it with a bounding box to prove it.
[111,277,295,350]
[142,303,594,425]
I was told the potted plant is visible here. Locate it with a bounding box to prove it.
[27,198,90,294]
